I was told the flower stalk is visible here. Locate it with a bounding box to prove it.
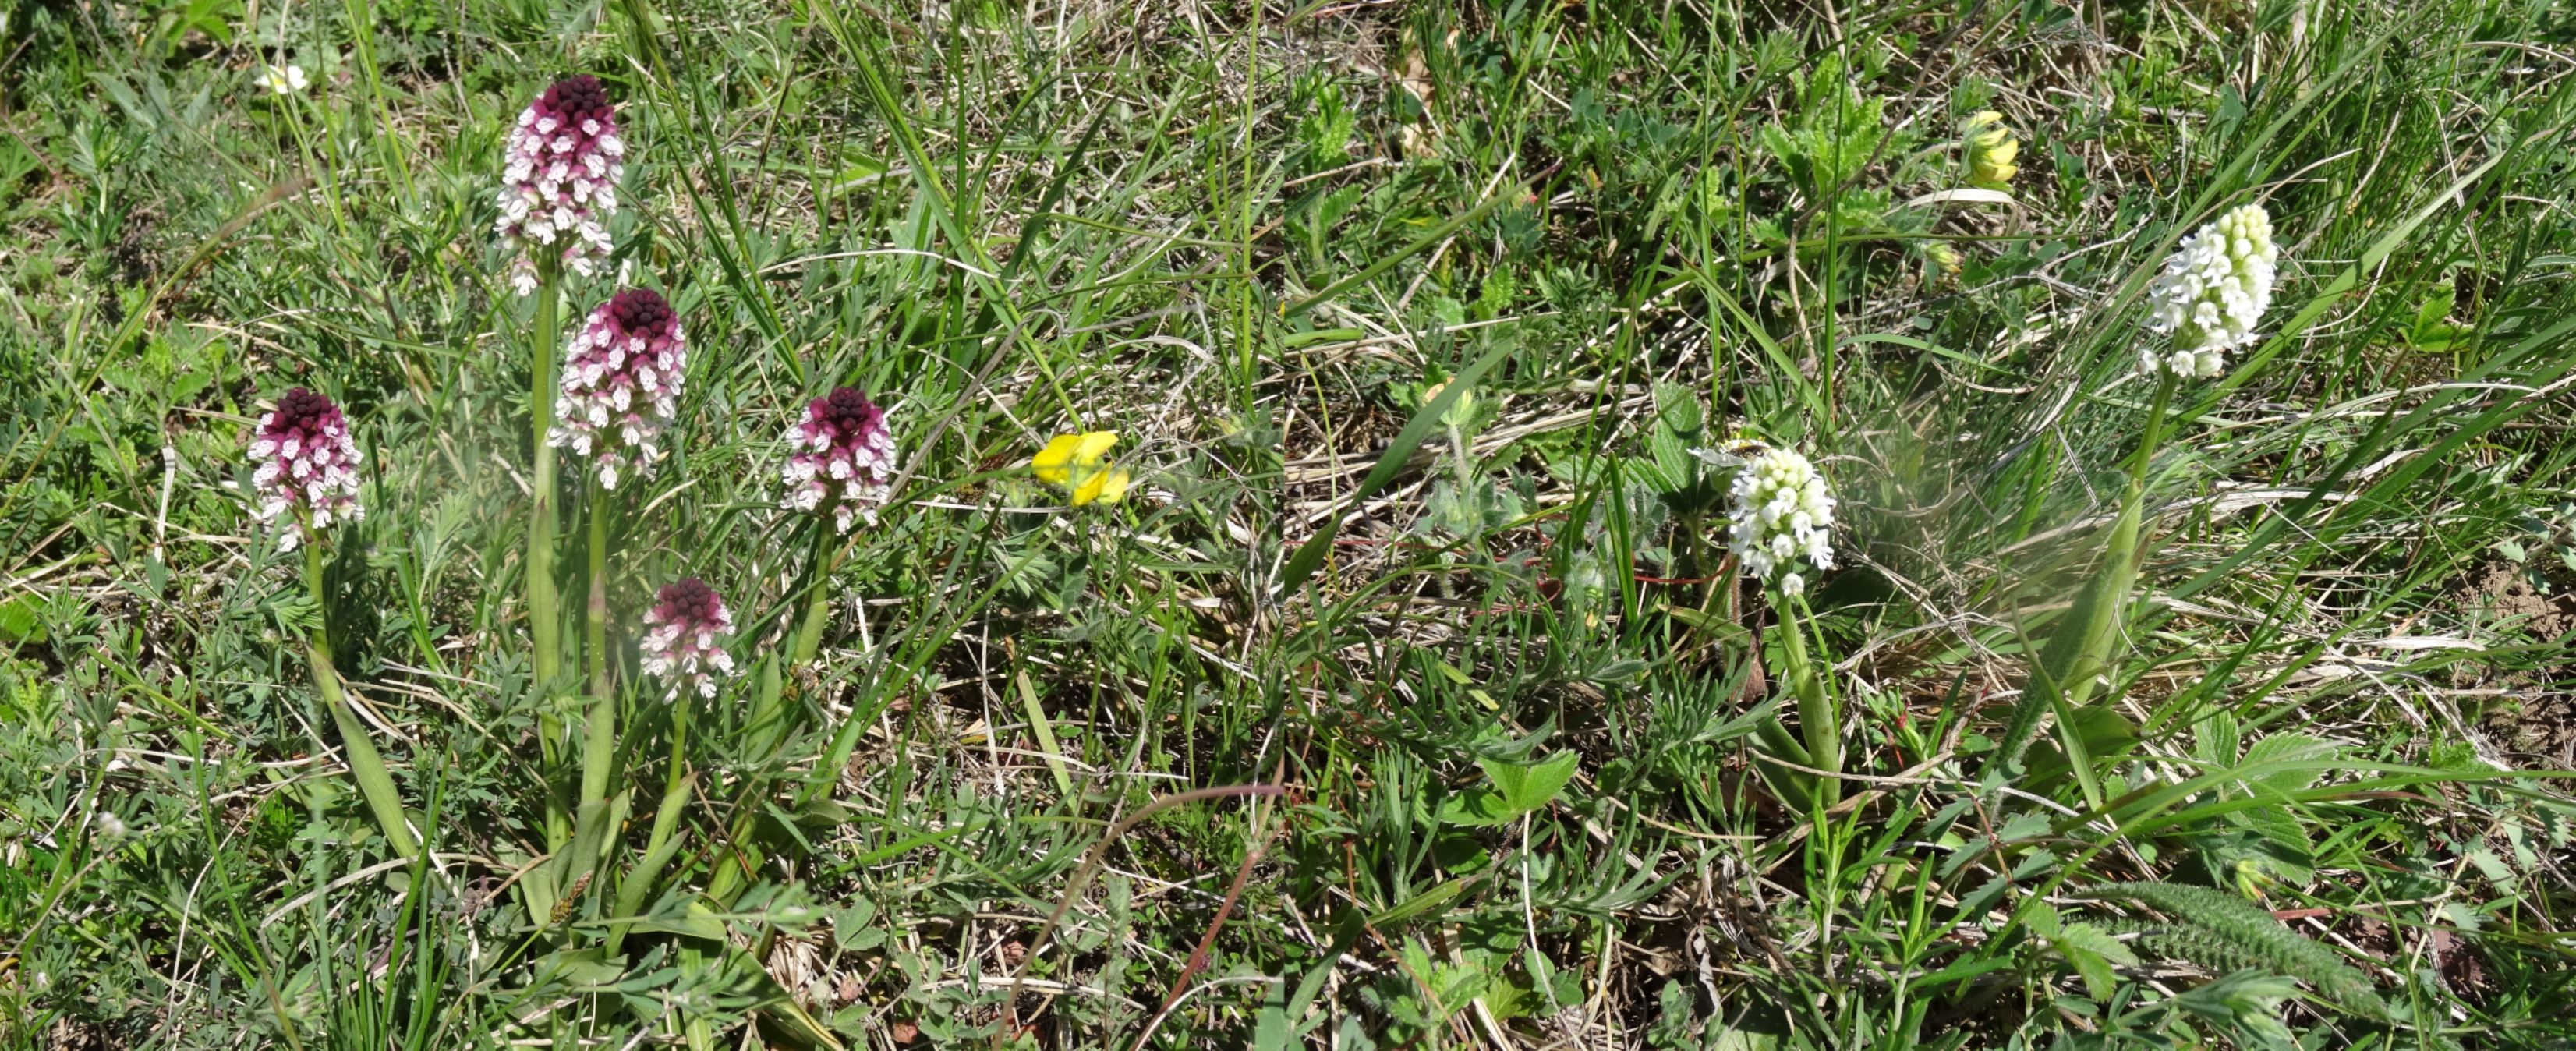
[1978,377,2165,805]
[579,475,617,809]
[1984,203,2276,790]
[1722,445,1844,810]
[526,259,571,849]
[303,541,420,860]
[246,387,415,857]
[603,688,694,954]
[1778,593,1840,807]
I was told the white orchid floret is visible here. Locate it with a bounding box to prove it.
[1727,447,1835,590]
[2143,203,2278,379]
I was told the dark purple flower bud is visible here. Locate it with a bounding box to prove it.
[246,387,364,550]
[495,74,627,295]
[549,288,687,489]
[780,387,897,533]
[640,577,734,700]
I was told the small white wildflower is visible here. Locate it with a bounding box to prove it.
[2144,203,2278,379]
[1727,447,1836,590]
[260,65,310,95]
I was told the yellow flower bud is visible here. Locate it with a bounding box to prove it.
[1963,111,2019,189]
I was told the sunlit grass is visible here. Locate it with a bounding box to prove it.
[2,0,2573,1047]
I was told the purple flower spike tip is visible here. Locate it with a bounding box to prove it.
[640,577,734,700]
[781,387,897,533]
[495,74,627,295]
[246,387,364,550]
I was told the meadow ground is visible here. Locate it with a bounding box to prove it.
[3,0,2574,1046]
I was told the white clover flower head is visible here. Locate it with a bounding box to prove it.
[246,387,365,551]
[1727,447,1835,591]
[260,65,310,95]
[494,74,625,295]
[780,387,898,533]
[639,577,734,701]
[548,289,685,489]
[2144,203,2277,379]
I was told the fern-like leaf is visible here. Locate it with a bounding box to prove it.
[2081,881,2387,1018]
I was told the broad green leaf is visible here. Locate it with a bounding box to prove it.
[1479,750,1580,816]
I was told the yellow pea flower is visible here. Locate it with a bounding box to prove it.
[1031,431,1116,485]
[1031,430,1131,506]
[1075,465,1132,506]
[1963,110,2019,189]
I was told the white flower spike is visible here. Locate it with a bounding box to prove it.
[1727,447,1836,590]
[2144,203,2278,379]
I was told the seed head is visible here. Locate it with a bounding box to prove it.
[246,387,364,550]
[2145,203,2279,379]
[549,288,686,489]
[1727,447,1835,595]
[782,387,898,533]
[640,577,734,701]
[495,74,627,295]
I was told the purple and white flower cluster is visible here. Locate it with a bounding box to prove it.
[550,288,687,490]
[495,74,626,296]
[639,577,735,700]
[780,387,898,533]
[247,387,365,550]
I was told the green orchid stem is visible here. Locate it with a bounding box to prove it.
[303,540,420,860]
[710,522,844,904]
[793,525,843,667]
[2131,370,2177,497]
[1446,420,1476,492]
[1778,591,1841,809]
[579,473,616,809]
[744,524,837,764]
[604,691,692,955]
[1983,370,2176,790]
[528,260,568,848]
[529,262,564,698]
